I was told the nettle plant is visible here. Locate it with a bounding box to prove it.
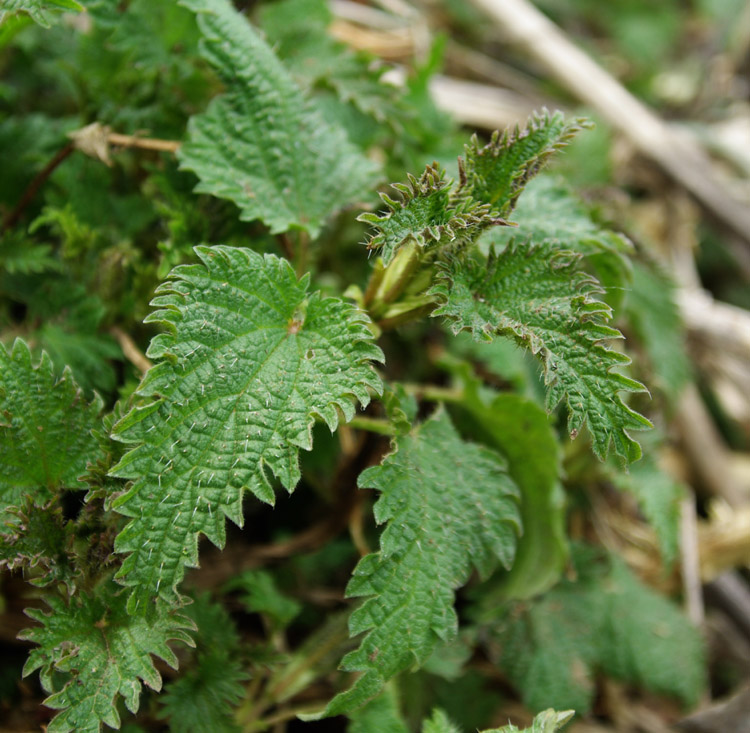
[0,0,705,731]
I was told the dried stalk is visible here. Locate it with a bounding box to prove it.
[469,0,750,246]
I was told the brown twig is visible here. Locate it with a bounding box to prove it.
[348,493,370,557]
[1,142,74,234]
[110,326,152,375]
[276,233,295,261]
[675,384,746,507]
[705,573,750,647]
[469,0,750,247]
[106,132,180,153]
[680,492,705,626]
[1,125,181,236]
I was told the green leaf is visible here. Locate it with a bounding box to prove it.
[317,410,521,716]
[259,0,401,124]
[0,500,76,588]
[422,708,462,733]
[224,569,301,630]
[177,0,379,237]
[159,594,246,733]
[0,0,83,28]
[20,587,194,733]
[487,547,704,713]
[0,339,103,522]
[382,382,418,436]
[359,163,498,266]
[480,175,633,302]
[347,684,409,733]
[487,566,600,713]
[624,261,691,401]
[598,557,704,704]
[457,111,588,217]
[421,630,474,681]
[110,246,382,612]
[460,392,568,600]
[483,709,575,733]
[0,231,61,275]
[449,331,536,398]
[612,454,685,569]
[432,242,651,461]
[481,175,629,255]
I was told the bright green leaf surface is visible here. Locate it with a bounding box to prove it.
[320,410,521,715]
[481,174,633,301]
[259,0,400,124]
[483,175,629,254]
[0,339,102,522]
[110,246,382,612]
[177,0,379,237]
[432,242,651,461]
[21,588,194,733]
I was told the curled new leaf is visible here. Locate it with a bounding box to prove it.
[110,246,383,612]
[457,110,588,217]
[359,163,501,266]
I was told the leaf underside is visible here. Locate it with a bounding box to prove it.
[110,245,382,612]
[20,589,194,733]
[431,242,651,461]
[461,391,567,601]
[0,339,102,522]
[177,0,379,237]
[319,410,521,716]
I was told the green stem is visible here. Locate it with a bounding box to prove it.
[250,703,329,731]
[366,240,424,319]
[294,231,310,278]
[347,416,397,435]
[400,383,465,404]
